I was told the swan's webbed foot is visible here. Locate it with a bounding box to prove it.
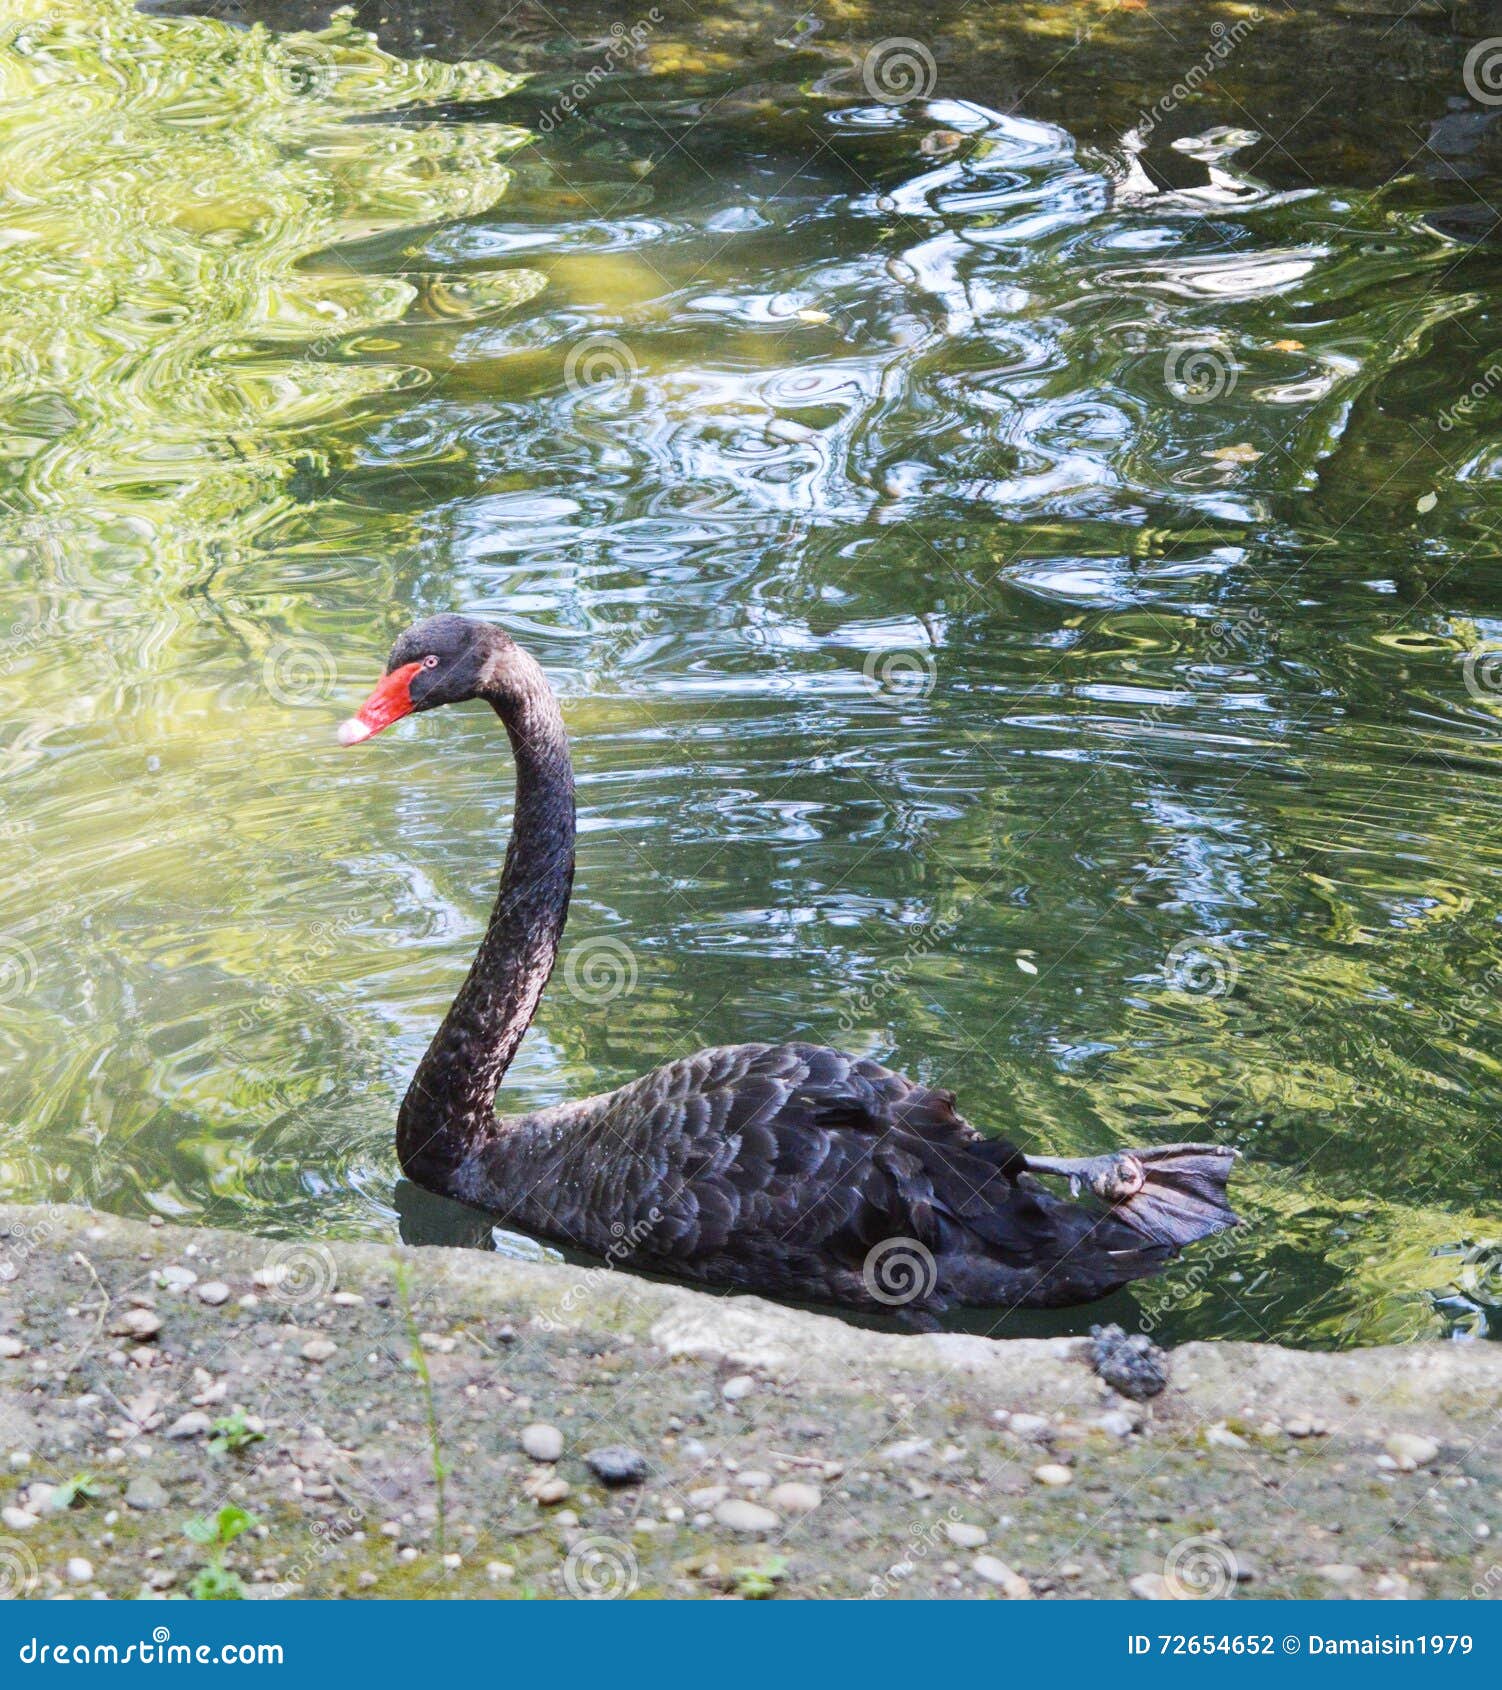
[1024,1143,1241,1249]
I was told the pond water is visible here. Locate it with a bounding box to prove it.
[3,0,1501,1345]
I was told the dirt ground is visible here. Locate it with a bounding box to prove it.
[0,1202,1498,1600]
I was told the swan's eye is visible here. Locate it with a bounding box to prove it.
[422,655,439,669]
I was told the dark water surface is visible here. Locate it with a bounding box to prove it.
[4,0,1502,1344]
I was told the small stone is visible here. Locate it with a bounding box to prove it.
[1090,1324,1168,1400]
[945,1521,987,1549]
[196,1282,230,1307]
[65,1558,93,1585]
[165,1412,212,1440]
[0,1336,24,1359]
[521,1423,564,1462]
[441,1553,461,1570]
[1284,1416,1320,1438]
[1206,1423,1249,1450]
[1,1506,38,1530]
[331,1293,364,1307]
[881,1437,932,1463]
[124,1476,169,1511]
[768,1482,821,1514]
[1316,1563,1362,1585]
[300,1338,337,1363]
[357,1571,377,1588]
[486,1562,515,1582]
[529,1476,570,1506]
[584,1445,647,1486]
[687,1485,728,1508]
[713,1499,779,1534]
[158,1267,197,1291]
[721,1374,755,1401]
[1130,1572,1171,1600]
[1007,1414,1049,1438]
[973,1555,1032,1597]
[1033,1463,1073,1487]
[1384,1433,1439,1472]
[1094,1411,1135,1438]
[1373,1573,1413,1600]
[110,1309,162,1341]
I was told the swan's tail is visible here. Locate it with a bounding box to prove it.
[1025,1143,1240,1249]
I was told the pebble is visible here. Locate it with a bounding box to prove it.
[158,1267,196,1291]
[1129,1572,1171,1600]
[1,1506,38,1530]
[713,1499,779,1534]
[110,1309,162,1341]
[721,1374,755,1401]
[1206,1423,1249,1450]
[1315,1563,1362,1585]
[738,1468,772,1490]
[520,1423,564,1462]
[1007,1414,1049,1439]
[973,1556,1032,1597]
[332,1292,363,1307]
[1033,1463,1073,1487]
[1284,1415,1326,1438]
[528,1476,570,1506]
[687,1485,728,1509]
[1383,1432,1438,1472]
[165,1412,212,1440]
[881,1437,932,1463]
[584,1445,647,1486]
[945,1521,987,1549]
[0,1336,23,1359]
[1093,1411,1136,1438]
[196,1282,230,1307]
[125,1477,169,1511]
[300,1339,337,1363]
[1090,1324,1169,1400]
[65,1558,93,1585]
[486,1562,515,1582]
[768,1482,821,1514]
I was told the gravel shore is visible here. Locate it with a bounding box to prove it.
[1,1203,1498,1600]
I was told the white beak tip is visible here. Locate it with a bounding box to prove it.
[337,718,373,746]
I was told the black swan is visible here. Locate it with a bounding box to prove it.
[339,614,1238,1326]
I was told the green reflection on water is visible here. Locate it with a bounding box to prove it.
[1,0,1500,1346]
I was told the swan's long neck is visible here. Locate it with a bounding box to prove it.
[396,647,575,1188]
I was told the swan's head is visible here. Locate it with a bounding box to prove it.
[338,614,509,745]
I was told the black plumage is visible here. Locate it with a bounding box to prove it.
[343,616,1238,1329]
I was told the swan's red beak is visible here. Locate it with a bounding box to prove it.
[337,661,423,746]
